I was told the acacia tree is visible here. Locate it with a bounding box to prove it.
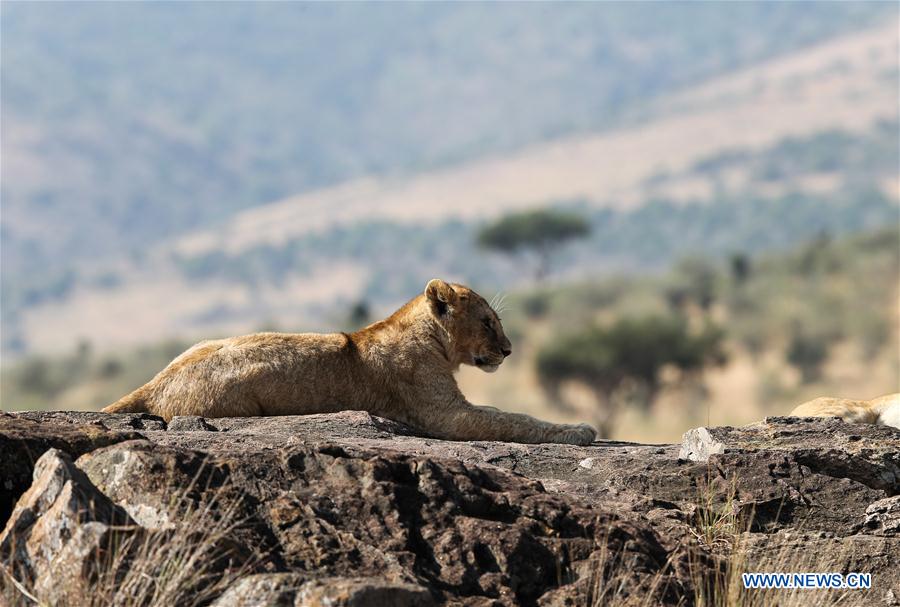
[536,314,726,437]
[477,209,590,281]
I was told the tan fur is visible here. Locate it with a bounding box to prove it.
[790,393,900,428]
[104,279,597,445]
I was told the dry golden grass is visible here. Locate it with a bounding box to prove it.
[583,474,869,606]
[690,526,861,607]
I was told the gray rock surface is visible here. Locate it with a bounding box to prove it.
[211,574,435,607]
[864,496,900,536]
[0,412,144,525]
[0,448,136,604]
[1,410,898,605]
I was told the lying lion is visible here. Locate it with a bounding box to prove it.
[104,279,597,445]
[790,392,899,428]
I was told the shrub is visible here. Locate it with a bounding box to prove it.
[785,328,830,384]
[536,314,726,436]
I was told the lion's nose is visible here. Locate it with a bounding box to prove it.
[502,347,512,357]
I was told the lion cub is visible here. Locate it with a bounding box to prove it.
[104,279,597,445]
[790,393,899,429]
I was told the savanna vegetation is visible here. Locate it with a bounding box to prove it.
[6,119,895,334]
[536,315,727,437]
[686,119,899,184]
[472,226,898,438]
[161,183,896,310]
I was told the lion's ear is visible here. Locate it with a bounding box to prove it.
[425,279,457,316]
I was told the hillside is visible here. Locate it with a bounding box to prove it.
[174,21,899,257]
[3,17,897,356]
[2,3,894,283]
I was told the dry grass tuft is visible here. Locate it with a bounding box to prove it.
[582,472,864,606]
[688,476,855,607]
[1,477,264,607]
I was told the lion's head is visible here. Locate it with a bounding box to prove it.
[424,279,512,372]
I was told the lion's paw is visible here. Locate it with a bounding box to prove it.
[553,423,597,446]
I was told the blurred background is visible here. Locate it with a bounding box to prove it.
[1,2,898,441]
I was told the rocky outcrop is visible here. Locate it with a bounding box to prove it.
[0,448,137,605]
[1,410,898,606]
[0,412,147,525]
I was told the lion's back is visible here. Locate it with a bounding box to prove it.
[148,332,356,419]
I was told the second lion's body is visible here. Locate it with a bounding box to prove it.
[790,393,899,428]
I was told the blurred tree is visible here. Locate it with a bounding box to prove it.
[536,315,726,437]
[348,300,372,329]
[855,314,889,362]
[669,257,719,312]
[76,339,93,359]
[522,292,551,319]
[477,210,590,280]
[729,252,751,285]
[62,339,93,384]
[17,357,53,395]
[736,323,768,362]
[786,325,830,384]
[98,358,124,379]
[796,230,837,275]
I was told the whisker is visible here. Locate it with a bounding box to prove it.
[491,291,507,314]
[498,293,509,312]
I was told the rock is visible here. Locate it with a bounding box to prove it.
[742,532,900,605]
[0,412,145,527]
[675,417,900,535]
[11,410,167,431]
[78,439,236,532]
[679,426,726,461]
[211,573,308,607]
[32,521,131,605]
[168,415,218,431]
[293,577,435,607]
[76,439,685,605]
[863,496,900,536]
[177,410,424,438]
[679,416,900,492]
[211,574,435,607]
[0,448,135,601]
[1,411,898,605]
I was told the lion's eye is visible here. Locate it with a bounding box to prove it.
[481,318,492,329]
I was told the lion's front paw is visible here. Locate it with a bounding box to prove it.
[553,423,597,446]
